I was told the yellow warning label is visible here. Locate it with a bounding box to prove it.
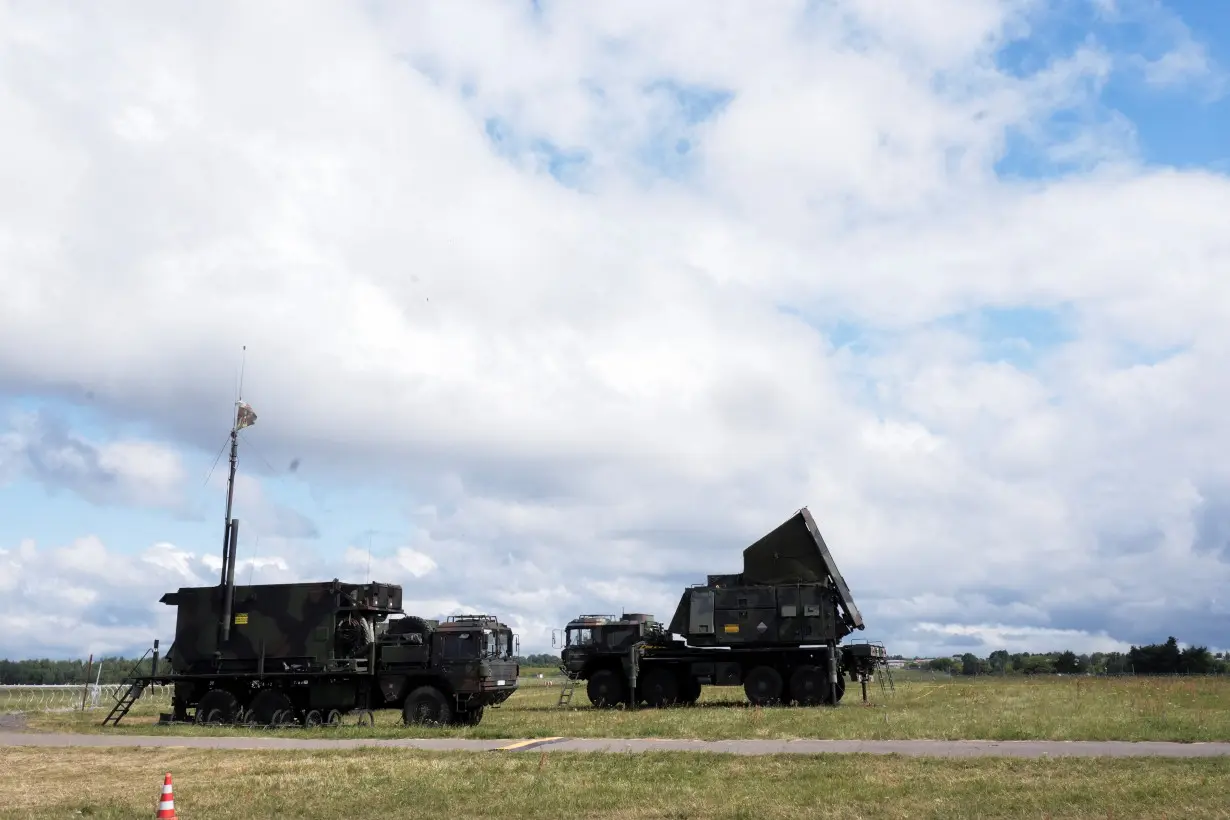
[723,624,739,633]
[233,613,248,625]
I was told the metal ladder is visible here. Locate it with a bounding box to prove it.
[101,642,162,726]
[557,675,578,707]
[102,680,146,726]
[871,641,896,694]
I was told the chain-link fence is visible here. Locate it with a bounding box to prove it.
[0,683,172,714]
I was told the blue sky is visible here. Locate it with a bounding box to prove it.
[2,0,1229,661]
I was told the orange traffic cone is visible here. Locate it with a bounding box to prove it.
[156,772,177,819]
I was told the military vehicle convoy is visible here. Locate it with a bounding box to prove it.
[556,507,887,709]
[103,401,519,728]
[103,397,884,729]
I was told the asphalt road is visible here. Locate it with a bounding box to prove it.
[5,732,1230,758]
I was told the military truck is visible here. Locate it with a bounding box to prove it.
[557,507,887,709]
[119,578,520,727]
[102,398,519,728]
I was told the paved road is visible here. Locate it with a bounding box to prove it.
[5,732,1230,758]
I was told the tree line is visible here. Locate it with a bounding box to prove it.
[0,655,161,685]
[901,637,1228,676]
[5,639,1221,684]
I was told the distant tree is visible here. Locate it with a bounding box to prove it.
[958,653,980,676]
[987,650,1009,674]
[1179,645,1215,674]
[1054,650,1080,675]
[1020,655,1054,675]
[928,657,954,672]
[517,654,561,667]
[1129,637,1182,675]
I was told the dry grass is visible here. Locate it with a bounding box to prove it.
[3,745,1230,819]
[27,672,1230,743]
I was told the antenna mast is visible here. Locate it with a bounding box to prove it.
[219,345,246,585]
[218,346,255,647]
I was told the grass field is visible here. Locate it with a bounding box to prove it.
[19,669,1230,743]
[3,746,1230,819]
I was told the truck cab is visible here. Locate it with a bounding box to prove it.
[435,614,521,699]
[558,613,678,707]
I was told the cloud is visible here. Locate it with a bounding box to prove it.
[0,410,190,512]
[909,623,1135,656]
[0,2,1228,660]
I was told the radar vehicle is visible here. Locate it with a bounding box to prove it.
[557,507,888,708]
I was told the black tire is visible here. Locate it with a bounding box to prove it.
[194,689,240,724]
[788,665,827,706]
[639,667,680,708]
[453,706,484,726]
[304,710,324,727]
[326,709,344,727]
[678,676,702,705]
[247,689,294,726]
[586,669,626,708]
[744,665,784,706]
[403,685,453,726]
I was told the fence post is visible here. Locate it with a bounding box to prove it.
[80,654,93,712]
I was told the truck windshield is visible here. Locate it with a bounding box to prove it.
[441,632,480,659]
[567,627,595,646]
[442,629,509,659]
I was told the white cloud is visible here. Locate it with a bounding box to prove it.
[911,623,1136,656]
[0,411,190,512]
[0,1,1228,659]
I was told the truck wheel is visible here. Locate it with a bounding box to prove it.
[586,669,625,708]
[453,706,484,726]
[678,676,702,705]
[744,665,784,706]
[788,665,826,706]
[403,685,452,726]
[248,690,293,726]
[639,667,679,708]
[195,689,239,724]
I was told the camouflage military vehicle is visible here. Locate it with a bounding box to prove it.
[557,507,887,709]
[103,399,519,728]
[138,578,519,727]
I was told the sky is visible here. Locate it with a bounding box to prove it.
[2,0,1229,662]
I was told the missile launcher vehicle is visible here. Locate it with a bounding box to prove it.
[558,507,887,708]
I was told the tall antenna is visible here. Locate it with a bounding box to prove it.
[237,344,247,402]
[219,348,244,585]
[217,346,256,648]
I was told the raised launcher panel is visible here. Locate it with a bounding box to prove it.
[668,506,865,647]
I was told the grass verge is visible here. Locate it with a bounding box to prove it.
[22,674,1230,742]
[4,746,1230,819]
